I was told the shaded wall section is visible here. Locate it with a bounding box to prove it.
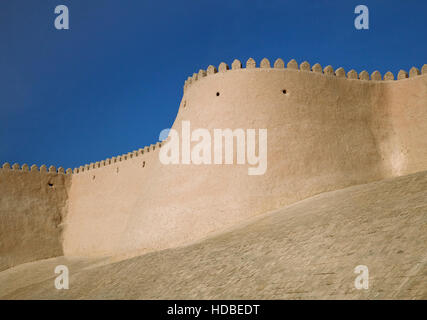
[0,167,71,271]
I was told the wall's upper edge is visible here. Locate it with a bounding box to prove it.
[183,58,427,92]
[69,141,164,174]
[0,141,165,176]
[0,163,72,175]
[3,58,425,176]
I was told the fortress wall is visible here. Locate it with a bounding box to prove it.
[63,59,427,258]
[0,164,71,271]
[3,59,424,264]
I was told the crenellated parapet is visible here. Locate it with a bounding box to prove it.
[0,162,72,175]
[72,141,164,174]
[1,140,164,176]
[183,58,427,92]
[1,141,166,176]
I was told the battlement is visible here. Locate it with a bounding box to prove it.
[0,142,165,176]
[0,162,73,175]
[71,141,163,174]
[183,57,427,92]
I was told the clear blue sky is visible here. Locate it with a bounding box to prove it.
[1,0,426,169]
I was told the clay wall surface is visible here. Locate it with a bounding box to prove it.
[0,165,71,270]
[380,75,427,175]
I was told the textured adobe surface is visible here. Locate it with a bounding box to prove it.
[0,170,71,271]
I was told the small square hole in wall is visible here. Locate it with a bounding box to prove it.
[48,183,54,187]
[216,92,220,96]
[282,89,287,94]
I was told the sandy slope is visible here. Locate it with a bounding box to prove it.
[1,171,426,299]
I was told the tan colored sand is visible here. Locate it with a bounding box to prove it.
[1,170,425,299]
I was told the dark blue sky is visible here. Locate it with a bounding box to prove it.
[1,0,426,169]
